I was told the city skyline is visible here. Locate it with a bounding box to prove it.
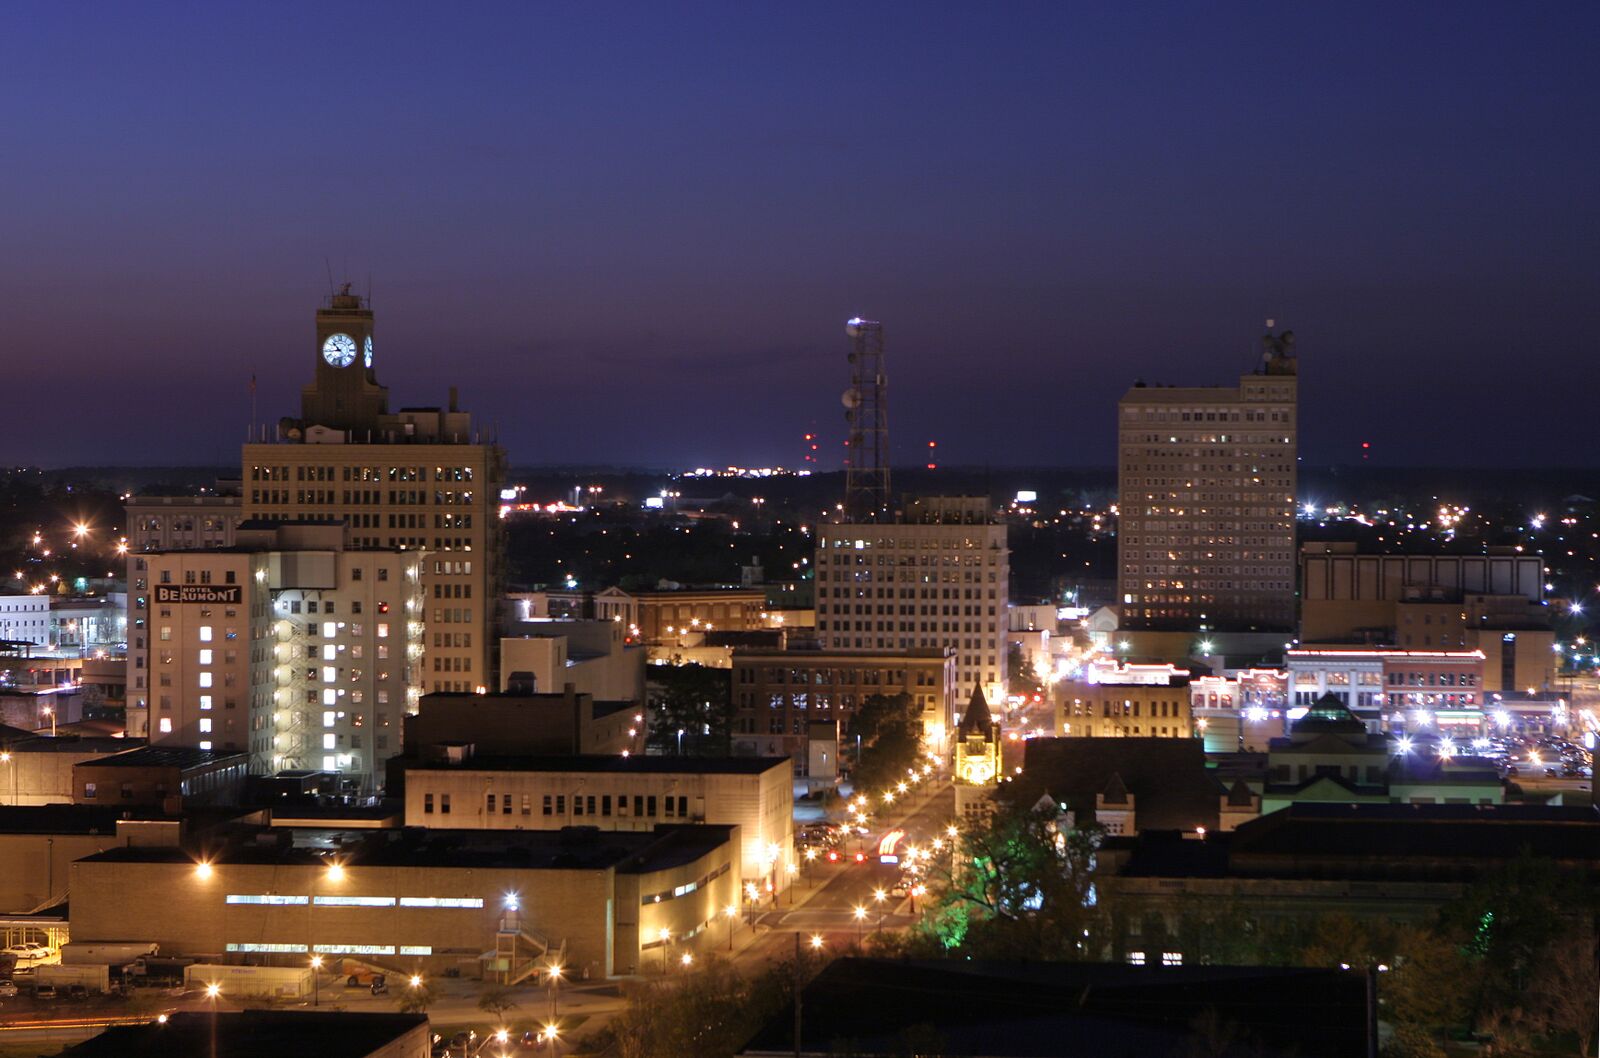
[6,3,1598,471]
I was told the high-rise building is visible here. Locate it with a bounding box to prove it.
[1116,328,1298,631]
[815,496,1009,704]
[134,522,423,789]
[241,288,505,694]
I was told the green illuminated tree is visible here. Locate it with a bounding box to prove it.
[911,797,1108,959]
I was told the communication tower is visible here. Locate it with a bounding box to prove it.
[842,317,889,521]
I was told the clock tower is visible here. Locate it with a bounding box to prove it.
[953,684,1001,817]
[300,284,389,433]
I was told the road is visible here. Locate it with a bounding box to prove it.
[737,780,956,969]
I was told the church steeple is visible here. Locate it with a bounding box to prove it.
[957,683,994,741]
[954,684,1000,798]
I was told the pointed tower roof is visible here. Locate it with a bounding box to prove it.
[1291,693,1365,735]
[957,684,994,740]
[1099,771,1130,805]
[1226,778,1256,807]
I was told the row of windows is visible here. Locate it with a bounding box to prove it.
[225,943,434,956]
[642,861,730,906]
[250,465,475,483]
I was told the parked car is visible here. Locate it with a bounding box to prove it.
[0,980,18,998]
[34,984,57,1000]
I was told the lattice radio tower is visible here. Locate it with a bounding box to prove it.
[842,317,889,521]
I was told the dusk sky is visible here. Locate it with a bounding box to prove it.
[4,3,1596,470]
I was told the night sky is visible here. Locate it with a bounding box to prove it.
[4,3,1596,470]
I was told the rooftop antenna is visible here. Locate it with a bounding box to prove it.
[323,257,337,300]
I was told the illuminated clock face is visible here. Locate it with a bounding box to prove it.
[322,333,358,367]
[363,335,373,368]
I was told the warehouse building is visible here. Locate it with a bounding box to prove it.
[68,824,739,981]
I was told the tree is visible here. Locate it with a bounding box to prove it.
[913,797,1107,959]
[846,693,923,793]
[1521,931,1599,1056]
[1381,926,1478,1044]
[396,982,433,1014]
[477,985,519,1022]
[648,664,732,755]
[601,955,789,1058]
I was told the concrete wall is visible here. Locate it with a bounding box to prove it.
[0,832,125,911]
[403,765,792,887]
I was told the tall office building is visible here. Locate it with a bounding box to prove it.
[1116,328,1298,631]
[815,496,1009,706]
[136,522,423,790]
[241,288,505,694]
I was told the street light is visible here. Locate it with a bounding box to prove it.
[852,905,867,947]
[873,888,887,932]
[724,904,739,950]
[310,955,322,1007]
[546,963,562,1021]
[658,927,671,974]
[680,951,694,970]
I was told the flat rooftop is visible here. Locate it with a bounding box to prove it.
[60,1010,427,1058]
[404,753,790,776]
[0,805,168,835]
[80,745,249,770]
[78,824,736,873]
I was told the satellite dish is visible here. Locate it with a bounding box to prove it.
[842,388,861,410]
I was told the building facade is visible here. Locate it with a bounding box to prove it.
[129,523,423,789]
[126,495,242,552]
[0,597,50,649]
[1058,661,1195,739]
[815,496,1008,704]
[399,754,793,891]
[1116,329,1298,631]
[730,646,957,782]
[240,289,505,696]
[69,825,741,981]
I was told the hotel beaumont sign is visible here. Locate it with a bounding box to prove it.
[155,585,243,604]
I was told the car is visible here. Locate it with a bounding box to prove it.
[890,881,909,898]
[33,984,57,1000]
[0,981,17,998]
[3,943,46,960]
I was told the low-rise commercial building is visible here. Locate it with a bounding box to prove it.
[73,746,250,809]
[1056,661,1194,739]
[399,753,792,891]
[499,617,645,702]
[731,645,957,787]
[0,805,183,914]
[69,824,740,980]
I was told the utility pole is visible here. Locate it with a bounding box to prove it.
[793,931,803,1058]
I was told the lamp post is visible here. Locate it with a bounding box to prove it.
[803,846,817,888]
[658,928,671,974]
[852,906,866,948]
[873,887,887,933]
[786,862,798,905]
[546,963,562,1021]
[310,955,322,1007]
[724,904,738,951]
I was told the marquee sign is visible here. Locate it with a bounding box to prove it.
[154,585,242,604]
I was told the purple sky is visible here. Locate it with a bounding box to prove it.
[3,3,1597,469]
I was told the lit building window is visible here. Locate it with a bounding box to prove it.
[158,718,172,734]
[199,626,213,642]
